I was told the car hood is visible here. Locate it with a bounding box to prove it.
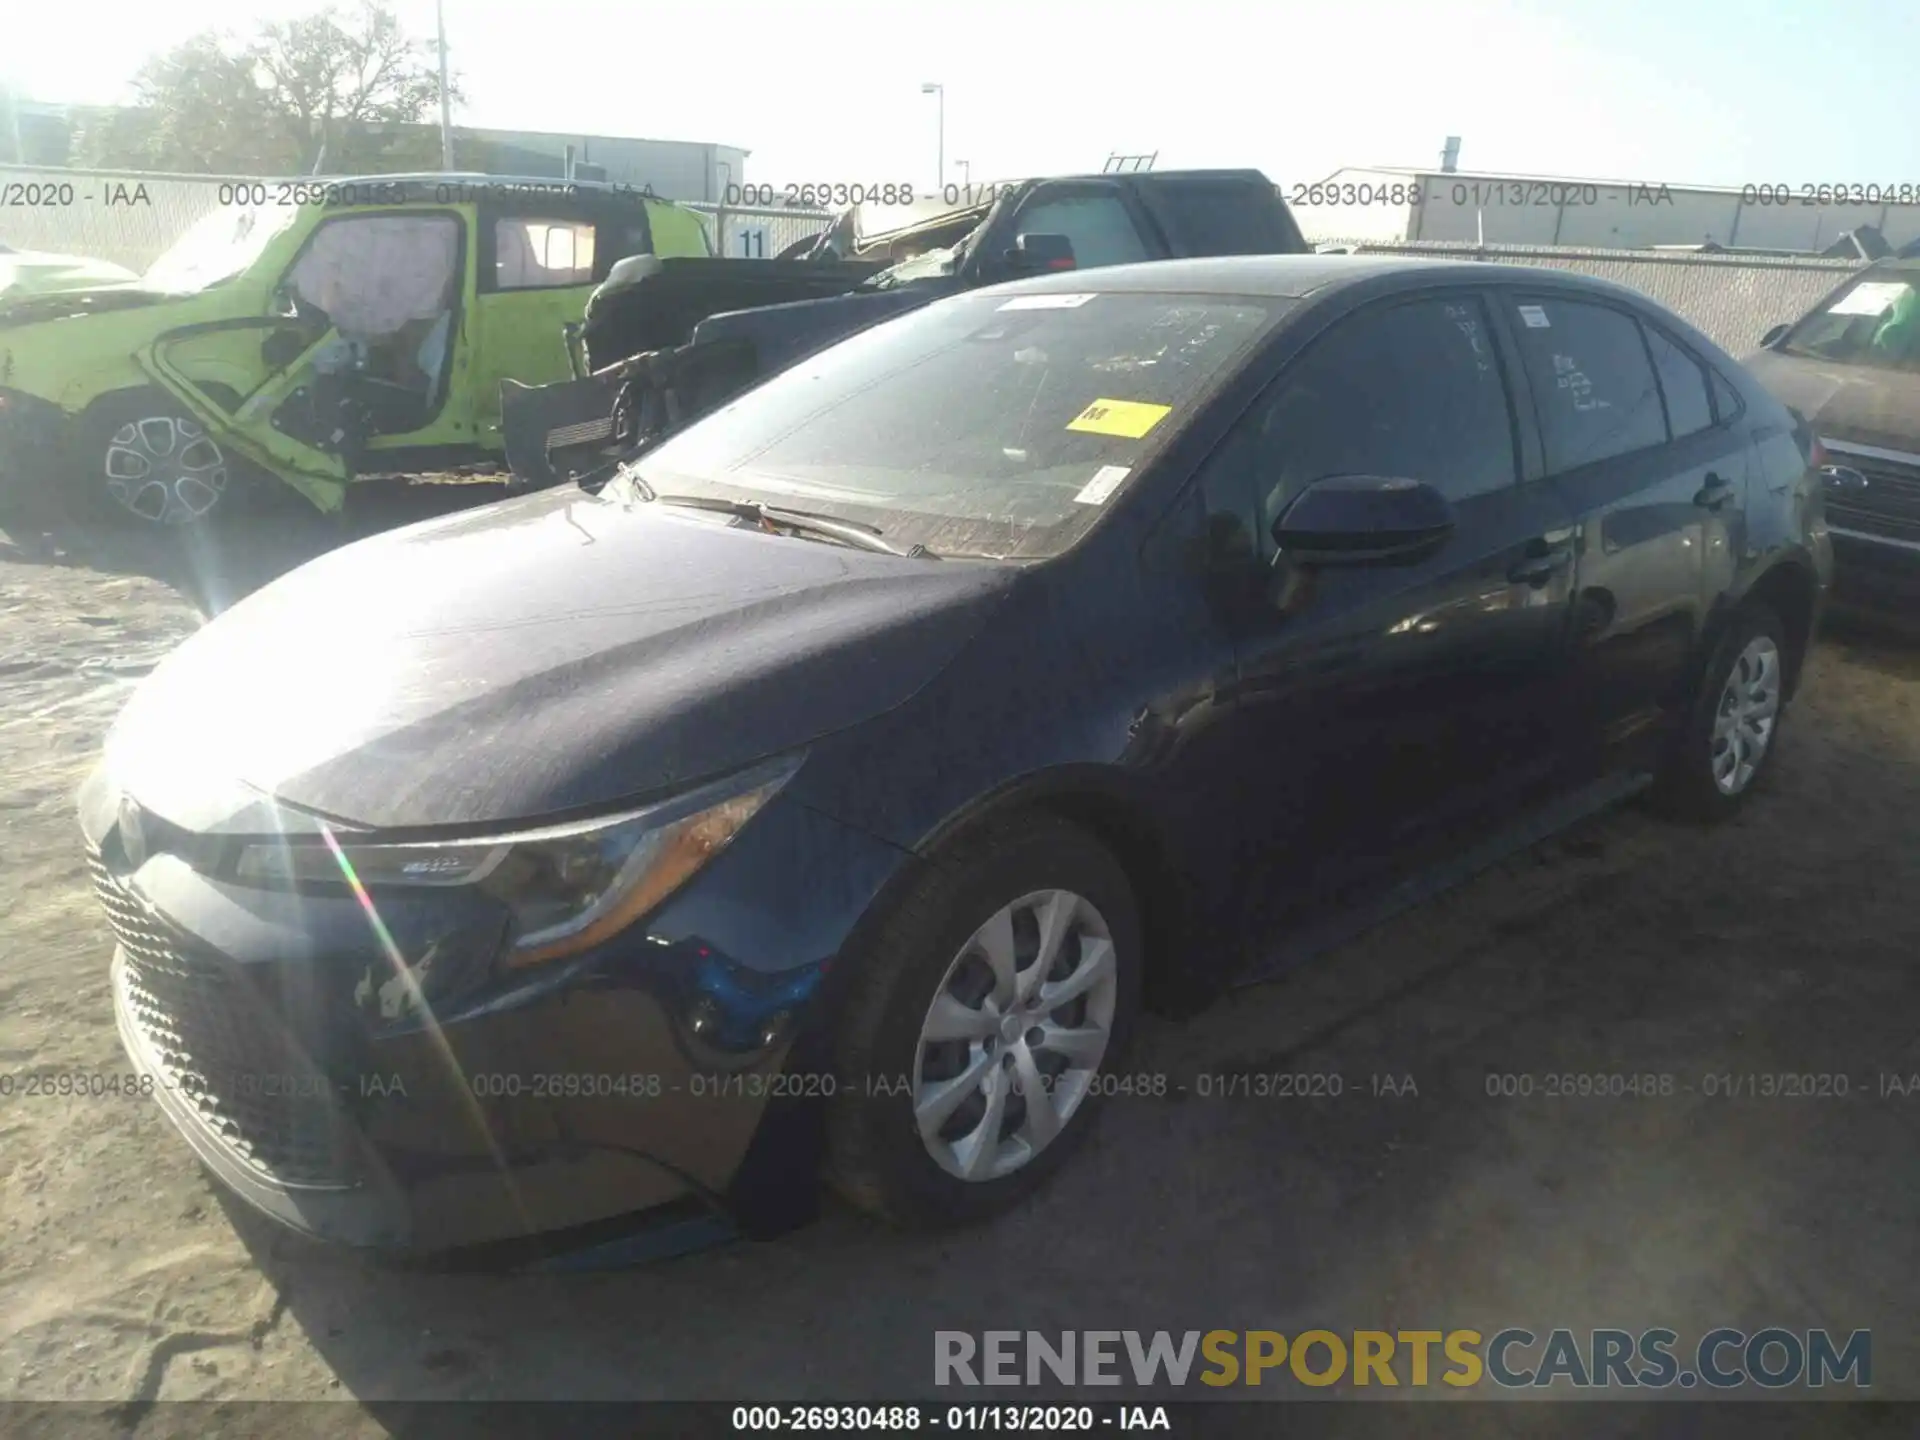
[104,485,1017,834]
[0,250,141,298]
[0,281,175,333]
[1744,348,1920,455]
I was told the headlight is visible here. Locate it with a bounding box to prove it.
[234,755,799,967]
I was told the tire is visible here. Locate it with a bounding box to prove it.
[71,392,247,528]
[825,812,1144,1229]
[1648,601,1790,823]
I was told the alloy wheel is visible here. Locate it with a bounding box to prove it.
[912,888,1118,1183]
[1710,635,1781,795]
[104,415,228,525]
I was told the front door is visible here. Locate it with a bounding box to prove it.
[141,209,471,506]
[977,180,1170,282]
[1198,290,1580,923]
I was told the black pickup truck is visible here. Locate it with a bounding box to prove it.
[501,169,1309,486]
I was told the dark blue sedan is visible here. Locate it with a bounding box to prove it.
[82,255,1831,1252]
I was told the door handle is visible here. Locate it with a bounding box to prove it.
[1693,473,1738,510]
[1507,545,1572,587]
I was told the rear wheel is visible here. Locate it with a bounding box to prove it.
[826,813,1143,1229]
[1648,602,1789,822]
[74,393,241,527]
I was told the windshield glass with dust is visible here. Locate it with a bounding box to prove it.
[1782,268,1920,372]
[620,289,1288,559]
[141,204,299,294]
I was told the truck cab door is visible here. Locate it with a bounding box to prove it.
[970,179,1170,285]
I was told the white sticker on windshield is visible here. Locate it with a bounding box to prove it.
[998,293,1097,311]
[1518,304,1552,328]
[1074,465,1131,506]
[1830,281,1911,317]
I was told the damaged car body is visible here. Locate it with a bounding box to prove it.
[0,176,712,527]
[83,256,1829,1259]
[1745,257,1920,609]
[501,169,1309,488]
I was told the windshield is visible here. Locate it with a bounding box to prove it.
[1780,266,1920,372]
[618,288,1289,559]
[141,204,298,294]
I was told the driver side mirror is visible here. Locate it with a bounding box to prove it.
[270,284,300,320]
[1002,232,1077,275]
[1761,322,1790,349]
[1272,474,1455,566]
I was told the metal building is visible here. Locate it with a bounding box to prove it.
[1298,166,1920,255]
[456,128,751,203]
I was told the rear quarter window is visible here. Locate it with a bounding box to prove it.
[1139,178,1305,255]
[1643,324,1714,438]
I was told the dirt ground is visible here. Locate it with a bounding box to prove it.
[3,494,1919,1429]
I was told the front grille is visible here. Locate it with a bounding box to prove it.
[1828,500,1920,544]
[1826,452,1920,542]
[92,853,357,1188]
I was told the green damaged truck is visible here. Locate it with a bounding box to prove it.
[0,175,712,526]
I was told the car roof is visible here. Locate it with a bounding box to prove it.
[317,173,680,206]
[851,168,1276,244]
[984,253,1664,305]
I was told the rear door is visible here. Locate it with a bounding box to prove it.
[1208,288,1580,909]
[468,199,635,446]
[1498,291,1749,773]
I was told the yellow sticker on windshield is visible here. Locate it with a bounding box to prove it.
[1067,399,1172,440]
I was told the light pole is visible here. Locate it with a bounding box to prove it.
[436,0,454,170]
[920,82,943,191]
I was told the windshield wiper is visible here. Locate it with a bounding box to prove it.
[648,492,927,557]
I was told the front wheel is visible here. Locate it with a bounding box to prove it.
[76,396,237,527]
[1648,602,1789,822]
[826,813,1144,1229]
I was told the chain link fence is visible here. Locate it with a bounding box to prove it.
[4,163,1861,356]
[682,202,836,260]
[0,164,229,271]
[0,164,840,271]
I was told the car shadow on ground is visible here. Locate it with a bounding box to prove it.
[190,640,1920,1414]
[0,477,517,619]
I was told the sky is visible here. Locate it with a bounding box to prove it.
[9,0,1920,192]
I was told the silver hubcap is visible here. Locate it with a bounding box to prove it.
[913,889,1118,1183]
[104,415,228,525]
[1711,635,1781,795]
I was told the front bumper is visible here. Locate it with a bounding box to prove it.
[1829,526,1920,610]
[85,782,913,1256]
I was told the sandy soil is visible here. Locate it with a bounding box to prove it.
[3,497,1919,1429]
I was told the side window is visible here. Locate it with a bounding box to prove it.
[1138,178,1298,255]
[1643,323,1714,438]
[285,214,460,340]
[1229,294,1518,531]
[495,218,597,289]
[1709,367,1746,424]
[1008,192,1152,270]
[1509,297,1667,471]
